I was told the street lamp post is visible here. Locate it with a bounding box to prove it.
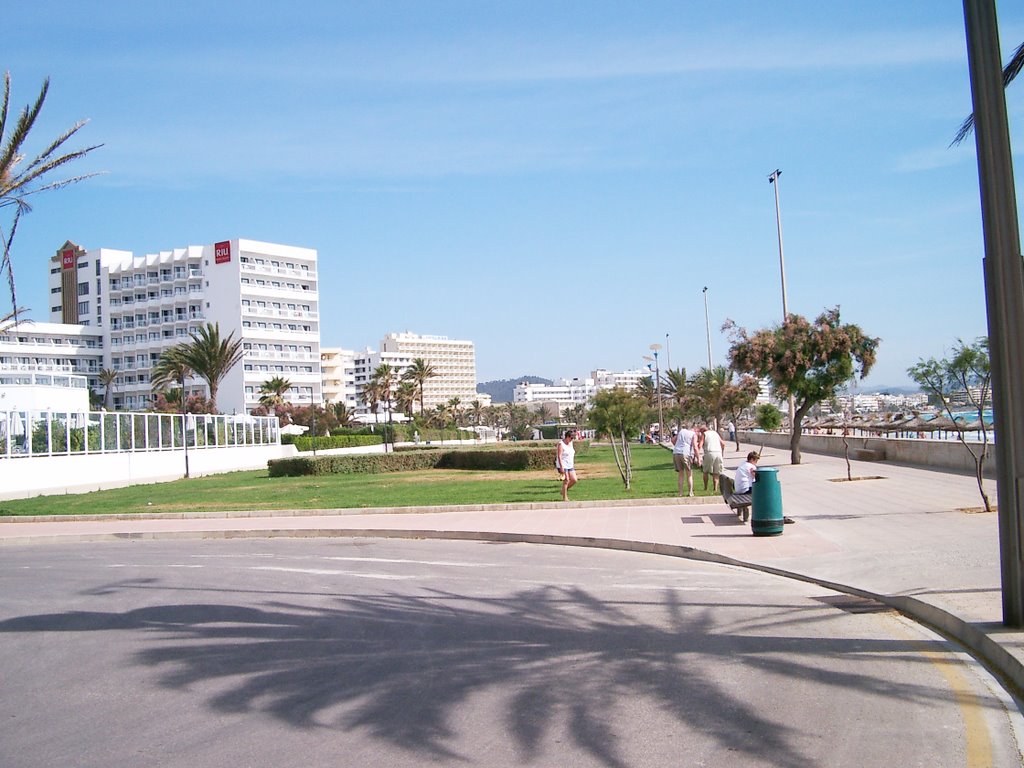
[649,343,664,442]
[665,333,671,374]
[769,169,796,432]
[963,0,1024,626]
[702,286,713,370]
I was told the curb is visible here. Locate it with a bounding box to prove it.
[6,523,1022,702]
[0,495,721,524]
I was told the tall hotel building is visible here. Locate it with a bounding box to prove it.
[354,332,478,413]
[48,239,322,414]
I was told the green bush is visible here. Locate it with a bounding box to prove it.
[290,434,384,452]
[268,445,568,477]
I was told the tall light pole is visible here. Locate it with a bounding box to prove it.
[768,170,790,319]
[769,169,796,431]
[963,0,1024,627]
[650,343,664,441]
[665,333,671,374]
[702,286,713,369]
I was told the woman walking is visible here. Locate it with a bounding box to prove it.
[556,429,578,501]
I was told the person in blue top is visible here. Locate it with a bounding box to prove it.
[556,429,578,501]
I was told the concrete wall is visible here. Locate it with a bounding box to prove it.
[740,431,994,477]
[0,443,299,501]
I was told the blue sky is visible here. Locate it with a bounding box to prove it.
[6,1,1024,388]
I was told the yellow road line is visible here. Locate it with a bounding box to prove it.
[888,618,994,768]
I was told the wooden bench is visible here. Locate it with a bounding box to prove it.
[720,474,751,523]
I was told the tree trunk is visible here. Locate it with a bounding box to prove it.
[609,431,627,486]
[789,400,814,465]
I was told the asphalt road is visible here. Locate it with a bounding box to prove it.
[0,538,1020,767]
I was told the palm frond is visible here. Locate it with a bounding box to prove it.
[952,40,1024,146]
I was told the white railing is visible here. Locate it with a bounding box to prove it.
[0,409,280,458]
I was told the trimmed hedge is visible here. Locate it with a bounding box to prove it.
[286,434,383,452]
[268,446,562,477]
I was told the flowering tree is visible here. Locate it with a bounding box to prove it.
[725,307,879,464]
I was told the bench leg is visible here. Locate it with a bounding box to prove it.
[741,506,750,523]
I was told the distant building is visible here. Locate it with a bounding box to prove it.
[513,368,651,414]
[514,378,597,412]
[320,347,358,410]
[350,332,479,415]
[0,321,102,412]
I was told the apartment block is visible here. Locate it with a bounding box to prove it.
[48,239,321,414]
[320,347,358,410]
[352,332,478,414]
[0,321,103,411]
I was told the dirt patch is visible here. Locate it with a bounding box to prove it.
[828,476,887,483]
[958,506,997,514]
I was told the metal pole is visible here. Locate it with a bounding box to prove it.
[665,333,671,373]
[768,170,789,319]
[703,286,713,369]
[963,0,1024,627]
[650,343,664,441]
[769,169,797,433]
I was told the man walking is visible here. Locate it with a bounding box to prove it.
[672,423,698,497]
[702,426,724,492]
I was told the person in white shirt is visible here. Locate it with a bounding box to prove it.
[734,451,760,497]
[556,430,578,501]
[702,427,725,492]
[672,424,698,497]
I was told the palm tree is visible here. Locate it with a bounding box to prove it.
[691,365,730,428]
[447,397,463,429]
[402,357,437,414]
[469,399,483,426]
[370,364,398,450]
[0,305,27,333]
[1,72,102,310]
[954,41,1024,145]
[361,379,382,423]
[258,375,292,416]
[177,323,244,413]
[151,344,192,405]
[150,344,194,478]
[98,367,119,410]
[395,381,417,418]
[331,402,356,428]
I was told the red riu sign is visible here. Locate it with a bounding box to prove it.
[215,241,231,264]
[61,250,76,270]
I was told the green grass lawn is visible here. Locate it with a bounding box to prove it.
[0,444,721,517]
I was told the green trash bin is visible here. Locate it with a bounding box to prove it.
[751,467,784,536]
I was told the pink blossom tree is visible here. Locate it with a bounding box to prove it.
[725,307,879,465]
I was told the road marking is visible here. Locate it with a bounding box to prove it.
[248,566,416,580]
[322,556,493,568]
[887,617,996,768]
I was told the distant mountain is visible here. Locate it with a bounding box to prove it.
[478,376,552,403]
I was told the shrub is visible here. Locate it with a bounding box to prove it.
[267,445,578,477]
[290,434,384,452]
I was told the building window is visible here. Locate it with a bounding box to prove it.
[50,287,61,294]
[78,282,89,296]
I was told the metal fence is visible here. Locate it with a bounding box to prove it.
[0,410,280,459]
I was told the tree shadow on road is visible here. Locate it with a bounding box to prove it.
[0,582,965,767]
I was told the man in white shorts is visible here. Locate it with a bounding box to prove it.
[672,423,698,497]
[701,426,724,492]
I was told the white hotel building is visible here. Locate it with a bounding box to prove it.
[0,321,103,412]
[514,368,649,413]
[353,332,482,414]
[48,239,322,414]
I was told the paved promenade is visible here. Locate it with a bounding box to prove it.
[3,443,1023,700]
